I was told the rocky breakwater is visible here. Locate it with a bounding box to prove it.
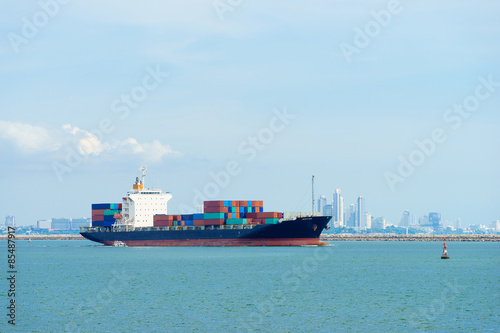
[320,234,500,242]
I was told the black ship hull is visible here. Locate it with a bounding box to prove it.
[81,216,331,246]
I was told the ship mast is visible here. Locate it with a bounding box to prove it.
[140,166,147,187]
[312,175,315,216]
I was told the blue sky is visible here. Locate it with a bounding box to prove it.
[1,0,499,227]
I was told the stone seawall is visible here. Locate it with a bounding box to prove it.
[320,234,500,242]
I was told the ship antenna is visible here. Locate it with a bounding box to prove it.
[312,175,315,216]
[140,166,147,186]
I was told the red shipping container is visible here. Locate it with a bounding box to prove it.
[278,213,284,219]
[252,201,264,207]
[239,201,248,207]
[154,215,174,222]
[118,204,122,210]
[92,209,105,215]
[246,212,278,219]
[193,220,205,226]
[203,219,225,226]
[204,201,225,207]
[232,200,240,207]
[204,207,228,213]
[157,220,173,227]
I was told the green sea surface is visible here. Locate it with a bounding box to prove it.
[1,240,498,332]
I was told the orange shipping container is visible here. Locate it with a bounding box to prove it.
[92,209,105,215]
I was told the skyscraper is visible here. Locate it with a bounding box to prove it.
[323,204,333,227]
[400,211,410,227]
[356,196,365,229]
[323,204,333,217]
[345,204,356,228]
[318,195,327,215]
[429,212,441,231]
[333,189,344,227]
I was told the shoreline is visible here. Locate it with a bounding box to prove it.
[0,234,499,242]
[320,234,500,242]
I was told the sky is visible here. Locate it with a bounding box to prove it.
[0,0,499,227]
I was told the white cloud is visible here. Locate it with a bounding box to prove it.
[0,121,180,163]
[0,121,60,153]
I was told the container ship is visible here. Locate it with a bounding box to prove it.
[81,168,331,247]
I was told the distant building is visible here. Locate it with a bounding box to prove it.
[400,211,410,227]
[322,205,333,227]
[400,211,417,227]
[490,220,500,232]
[469,224,486,232]
[71,218,90,230]
[345,204,356,228]
[5,216,15,227]
[455,218,462,229]
[356,196,365,229]
[429,212,441,231]
[419,215,429,225]
[51,218,71,230]
[318,195,327,215]
[372,217,386,230]
[322,204,333,217]
[37,220,52,229]
[364,212,372,229]
[333,189,344,227]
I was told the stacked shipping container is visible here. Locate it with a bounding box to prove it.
[91,203,122,227]
[152,200,284,227]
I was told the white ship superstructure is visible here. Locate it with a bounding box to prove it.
[120,167,172,228]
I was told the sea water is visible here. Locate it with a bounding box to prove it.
[1,240,498,332]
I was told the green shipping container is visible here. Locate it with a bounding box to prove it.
[226,218,247,225]
[204,213,225,219]
[265,219,279,224]
[103,210,122,216]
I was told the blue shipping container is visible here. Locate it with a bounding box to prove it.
[259,207,264,212]
[92,203,111,210]
[193,213,204,220]
[181,214,194,220]
[224,201,232,207]
[184,220,194,226]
